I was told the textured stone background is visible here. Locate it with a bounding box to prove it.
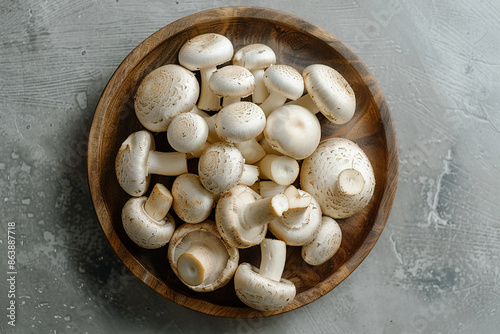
[1,0,499,333]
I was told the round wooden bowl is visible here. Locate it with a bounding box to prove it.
[87,6,399,318]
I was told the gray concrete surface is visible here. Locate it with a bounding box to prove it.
[1,0,499,333]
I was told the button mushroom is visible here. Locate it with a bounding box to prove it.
[232,43,276,104]
[178,33,234,111]
[214,101,266,164]
[215,185,289,248]
[134,64,199,132]
[300,137,376,219]
[167,220,239,292]
[115,130,188,196]
[258,64,304,116]
[234,238,296,312]
[171,173,214,224]
[257,154,300,186]
[121,183,175,249]
[263,104,321,160]
[301,216,342,266]
[269,187,322,246]
[198,142,259,195]
[209,65,255,107]
[167,112,210,157]
[290,64,356,125]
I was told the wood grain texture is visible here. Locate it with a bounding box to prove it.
[87,6,399,318]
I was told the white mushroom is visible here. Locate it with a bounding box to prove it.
[198,142,259,195]
[215,101,266,164]
[115,130,188,196]
[290,64,356,124]
[302,216,342,266]
[134,64,199,132]
[234,238,296,312]
[168,220,239,292]
[263,104,321,160]
[300,137,376,219]
[258,64,304,116]
[215,185,289,248]
[232,43,276,104]
[171,173,215,224]
[269,188,322,246]
[257,154,300,186]
[121,183,175,249]
[167,112,210,157]
[178,33,234,111]
[209,65,255,107]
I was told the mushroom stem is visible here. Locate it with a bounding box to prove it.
[203,114,221,143]
[284,185,312,210]
[250,68,269,104]
[144,184,173,222]
[287,94,319,114]
[259,238,287,282]
[239,164,260,187]
[259,136,282,155]
[222,96,240,107]
[177,241,219,286]
[257,154,300,186]
[198,67,221,111]
[239,194,289,230]
[148,151,188,176]
[258,181,287,198]
[234,139,266,164]
[337,169,365,196]
[259,91,288,117]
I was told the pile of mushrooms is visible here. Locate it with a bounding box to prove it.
[114,33,375,312]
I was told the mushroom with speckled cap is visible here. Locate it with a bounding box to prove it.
[258,64,304,116]
[215,101,267,164]
[198,142,259,195]
[302,216,342,266]
[167,112,210,158]
[232,44,276,104]
[234,238,296,311]
[168,220,239,292]
[289,64,356,124]
[171,173,215,224]
[134,64,199,132]
[121,183,175,249]
[178,33,234,111]
[209,65,255,107]
[300,137,376,219]
[115,130,188,196]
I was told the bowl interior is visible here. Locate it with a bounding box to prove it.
[88,7,398,318]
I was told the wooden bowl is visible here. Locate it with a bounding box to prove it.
[87,6,399,318]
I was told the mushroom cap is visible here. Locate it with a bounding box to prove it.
[234,263,296,312]
[198,142,245,194]
[263,64,304,100]
[232,43,276,70]
[172,173,214,224]
[300,137,376,219]
[168,220,239,292]
[134,64,199,132]
[167,112,209,153]
[215,185,267,248]
[215,102,266,143]
[178,33,234,71]
[302,216,342,266]
[263,104,321,160]
[209,65,255,98]
[115,130,153,196]
[122,196,175,249]
[268,189,322,246]
[303,64,356,124]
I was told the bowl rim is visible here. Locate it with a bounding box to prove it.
[87,6,399,318]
